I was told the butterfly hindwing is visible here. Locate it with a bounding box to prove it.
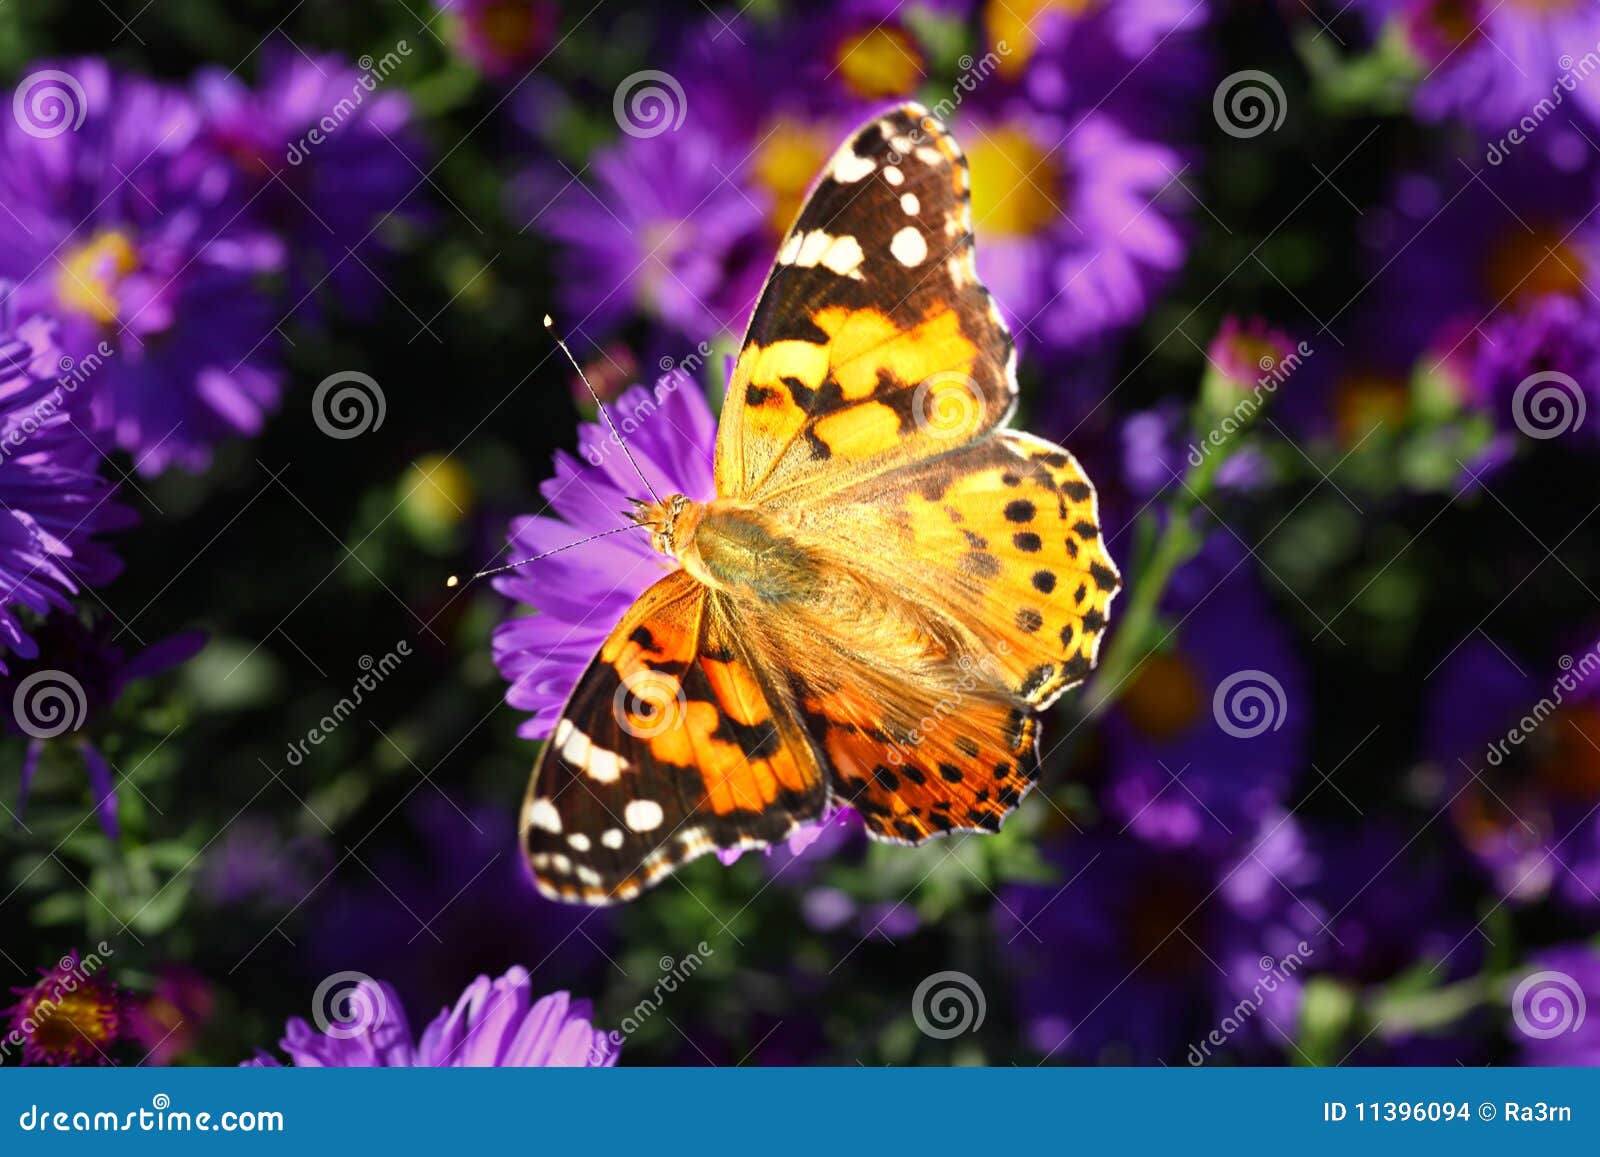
[523,571,826,905]
[792,429,1122,712]
[716,102,1017,504]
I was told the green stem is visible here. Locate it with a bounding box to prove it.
[1085,440,1228,715]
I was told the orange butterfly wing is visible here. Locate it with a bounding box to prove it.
[522,571,825,904]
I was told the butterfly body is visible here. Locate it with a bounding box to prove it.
[522,104,1121,905]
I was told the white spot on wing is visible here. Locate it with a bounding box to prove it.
[527,798,562,834]
[890,226,928,267]
[601,828,625,850]
[883,166,904,186]
[900,193,920,216]
[624,799,665,832]
[831,149,875,183]
[820,235,864,276]
[586,746,624,784]
[567,833,591,852]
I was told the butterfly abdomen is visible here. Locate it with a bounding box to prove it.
[675,500,825,605]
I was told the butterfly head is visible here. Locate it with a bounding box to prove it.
[628,493,700,559]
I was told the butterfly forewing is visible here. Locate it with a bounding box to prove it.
[716,104,1018,505]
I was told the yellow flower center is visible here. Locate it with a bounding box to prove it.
[834,27,925,100]
[967,124,1063,238]
[1333,373,1410,447]
[1120,652,1205,742]
[402,453,476,532]
[31,987,120,1062]
[1482,225,1588,307]
[752,120,835,235]
[57,229,139,325]
[985,0,1098,79]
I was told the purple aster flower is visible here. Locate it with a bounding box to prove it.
[2,618,205,838]
[1458,293,1600,444]
[997,812,1324,1064]
[1304,822,1479,983]
[987,0,1214,133]
[959,105,1189,356]
[1360,146,1600,388]
[125,965,215,1066]
[0,60,284,473]
[0,312,134,671]
[195,44,427,315]
[1512,944,1600,1066]
[525,125,769,342]
[1358,0,1600,132]
[1101,537,1308,851]
[4,949,126,1066]
[492,373,716,740]
[247,967,618,1067]
[438,0,559,79]
[1425,636,1600,912]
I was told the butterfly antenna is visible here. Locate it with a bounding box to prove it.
[544,314,662,506]
[446,523,645,588]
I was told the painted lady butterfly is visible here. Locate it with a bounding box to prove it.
[523,102,1120,904]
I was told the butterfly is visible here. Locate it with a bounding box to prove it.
[522,102,1120,905]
